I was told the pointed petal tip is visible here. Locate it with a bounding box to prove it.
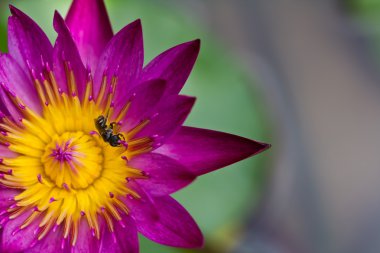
[252,141,271,156]
[9,5,17,15]
[122,19,142,31]
[127,19,142,32]
[187,230,204,249]
[9,5,26,18]
[133,18,142,26]
[179,95,197,110]
[260,141,272,151]
[8,5,27,18]
[53,10,61,19]
[191,38,201,48]
[53,10,65,31]
[185,39,201,53]
[184,95,197,103]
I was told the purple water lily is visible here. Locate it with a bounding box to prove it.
[0,0,270,252]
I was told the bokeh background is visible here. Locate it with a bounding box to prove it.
[3,0,380,253]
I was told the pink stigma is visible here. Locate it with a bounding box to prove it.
[50,141,74,163]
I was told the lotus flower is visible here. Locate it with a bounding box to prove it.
[0,0,270,252]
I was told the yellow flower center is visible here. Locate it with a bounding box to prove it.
[0,67,152,246]
[41,131,103,189]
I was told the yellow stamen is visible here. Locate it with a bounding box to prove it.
[95,75,108,107]
[42,79,57,108]
[33,79,48,106]
[47,71,63,104]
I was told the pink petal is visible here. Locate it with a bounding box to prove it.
[53,11,87,98]
[28,227,65,253]
[0,54,41,116]
[65,0,113,72]
[135,95,196,146]
[155,126,271,176]
[119,79,166,132]
[94,20,143,103]
[2,210,40,252]
[99,215,138,253]
[0,189,19,210]
[130,153,196,196]
[142,39,200,95]
[136,196,204,248]
[8,6,53,77]
[0,85,22,121]
[71,219,101,253]
[123,180,159,224]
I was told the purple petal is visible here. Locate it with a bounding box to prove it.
[65,0,113,72]
[99,215,138,253]
[2,210,40,252]
[94,20,143,103]
[155,126,271,176]
[28,226,65,253]
[0,189,19,210]
[130,153,196,196]
[0,54,41,114]
[123,180,158,224]
[119,79,166,132]
[8,6,53,77]
[136,196,204,248]
[142,39,200,95]
[53,11,87,97]
[0,86,22,121]
[135,95,196,145]
[72,219,101,253]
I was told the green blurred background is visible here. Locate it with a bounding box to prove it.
[0,1,272,252]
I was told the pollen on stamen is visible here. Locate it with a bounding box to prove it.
[33,226,41,236]
[11,227,21,236]
[37,174,43,184]
[62,183,70,191]
[119,140,128,148]
[45,61,51,72]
